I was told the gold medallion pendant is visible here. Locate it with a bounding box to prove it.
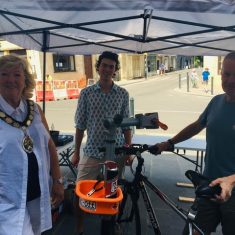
[22,135,34,153]
[0,100,35,153]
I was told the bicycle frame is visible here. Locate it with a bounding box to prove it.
[100,114,204,235]
[142,174,203,235]
[117,149,204,235]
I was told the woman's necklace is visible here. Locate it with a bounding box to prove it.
[0,100,34,153]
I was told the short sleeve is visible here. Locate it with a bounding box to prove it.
[74,89,87,130]
[198,98,214,127]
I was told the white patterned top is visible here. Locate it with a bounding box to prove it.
[75,82,130,159]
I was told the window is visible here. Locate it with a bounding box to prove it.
[53,54,76,72]
[147,54,157,73]
[10,49,27,56]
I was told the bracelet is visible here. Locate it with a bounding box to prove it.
[124,143,130,147]
[167,139,174,149]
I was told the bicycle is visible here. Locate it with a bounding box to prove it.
[113,144,221,235]
[75,114,221,235]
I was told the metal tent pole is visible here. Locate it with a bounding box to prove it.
[42,31,50,113]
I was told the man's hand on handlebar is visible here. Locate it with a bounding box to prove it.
[149,141,174,155]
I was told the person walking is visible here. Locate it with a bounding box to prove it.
[152,52,235,235]
[191,68,199,88]
[160,63,165,75]
[71,51,132,234]
[202,67,210,92]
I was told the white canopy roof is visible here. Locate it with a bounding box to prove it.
[1,0,235,55]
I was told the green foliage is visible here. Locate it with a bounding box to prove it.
[194,56,203,68]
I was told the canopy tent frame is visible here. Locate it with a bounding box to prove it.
[1,9,235,55]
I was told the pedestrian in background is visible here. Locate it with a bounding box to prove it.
[202,67,210,92]
[46,74,53,81]
[160,63,165,75]
[191,68,199,88]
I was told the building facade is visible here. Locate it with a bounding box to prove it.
[0,40,203,83]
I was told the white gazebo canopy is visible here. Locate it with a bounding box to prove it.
[1,0,235,56]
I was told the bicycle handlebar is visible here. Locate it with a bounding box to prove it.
[99,144,159,155]
[115,144,157,155]
[100,145,222,199]
[99,143,175,156]
[114,144,174,155]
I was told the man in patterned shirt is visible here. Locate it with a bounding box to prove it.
[71,51,132,234]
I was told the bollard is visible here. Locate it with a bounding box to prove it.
[130,97,134,117]
[187,72,189,92]
[144,54,148,79]
[211,76,214,95]
[179,74,181,89]
[129,97,135,134]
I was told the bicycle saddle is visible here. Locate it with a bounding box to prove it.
[185,170,221,199]
[195,183,221,198]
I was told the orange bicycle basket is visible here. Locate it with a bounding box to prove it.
[75,180,123,215]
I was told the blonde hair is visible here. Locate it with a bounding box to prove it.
[0,54,36,99]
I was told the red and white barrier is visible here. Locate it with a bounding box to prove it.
[35,78,86,102]
[35,81,55,102]
[52,80,68,100]
[66,80,80,99]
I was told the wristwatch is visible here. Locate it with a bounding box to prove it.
[167,139,175,150]
[53,177,63,185]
